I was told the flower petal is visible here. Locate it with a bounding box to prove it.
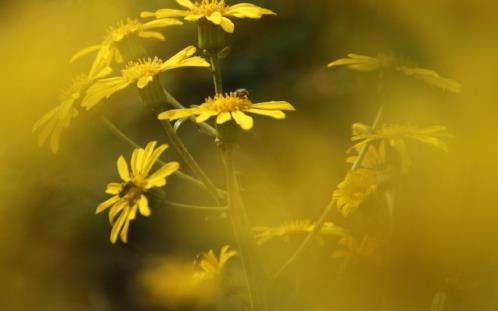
[138,195,151,217]
[225,3,276,18]
[251,101,295,111]
[146,161,180,188]
[176,0,194,9]
[106,182,122,195]
[96,196,120,214]
[70,45,100,63]
[232,110,254,130]
[117,156,130,181]
[216,112,232,124]
[247,108,286,119]
[158,108,204,121]
[138,31,166,41]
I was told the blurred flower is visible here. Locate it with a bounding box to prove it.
[137,257,220,308]
[82,46,209,110]
[32,67,112,153]
[332,235,383,265]
[328,53,461,93]
[346,142,387,170]
[96,141,179,243]
[396,66,462,93]
[71,18,182,77]
[333,169,378,217]
[141,0,275,33]
[328,53,392,72]
[158,91,295,130]
[193,245,237,282]
[252,220,346,245]
[352,123,452,172]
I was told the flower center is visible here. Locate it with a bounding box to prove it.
[192,0,228,15]
[61,74,92,101]
[121,57,164,82]
[105,18,143,43]
[201,92,252,112]
[119,179,145,204]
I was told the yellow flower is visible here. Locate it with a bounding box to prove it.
[396,66,462,93]
[141,0,276,33]
[158,91,295,130]
[333,169,378,217]
[252,220,346,245]
[81,46,210,110]
[328,53,461,93]
[193,245,237,282]
[332,235,383,265]
[96,141,180,244]
[346,142,386,170]
[351,123,452,172]
[71,17,183,77]
[327,53,391,72]
[32,67,112,153]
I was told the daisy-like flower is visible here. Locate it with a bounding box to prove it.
[346,143,386,170]
[81,46,210,110]
[332,235,383,265]
[252,220,345,245]
[96,141,179,244]
[32,67,112,153]
[328,53,461,93]
[333,169,378,217]
[141,0,275,33]
[351,123,452,172]
[158,91,295,130]
[193,245,237,282]
[71,18,183,77]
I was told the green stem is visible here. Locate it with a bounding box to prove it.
[100,116,227,199]
[273,103,385,280]
[162,200,228,212]
[210,54,223,95]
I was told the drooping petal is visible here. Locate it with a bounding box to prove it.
[138,195,151,217]
[246,108,286,119]
[184,14,204,21]
[109,201,126,224]
[81,77,130,110]
[206,11,223,25]
[158,108,204,121]
[251,101,295,111]
[219,17,235,33]
[232,110,254,130]
[143,18,183,30]
[70,45,100,63]
[96,195,120,214]
[117,155,130,181]
[137,75,154,89]
[138,31,166,41]
[216,112,232,124]
[224,3,276,18]
[110,209,128,243]
[196,111,218,123]
[119,217,131,243]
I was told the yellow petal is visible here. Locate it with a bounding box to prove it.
[216,112,232,124]
[206,11,222,25]
[141,9,188,19]
[176,0,194,9]
[96,196,120,214]
[225,3,276,18]
[146,161,180,188]
[143,18,183,29]
[137,75,154,89]
[105,182,122,195]
[184,14,204,21]
[232,111,254,130]
[117,156,130,181]
[109,201,126,225]
[247,108,286,119]
[158,108,204,121]
[196,111,218,123]
[110,209,128,243]
[138,31,166,41]
[138,195,151,217]
[70,45,100,63]
[219,17,235,33]
[251,101,295,111]
[119,217,131,243]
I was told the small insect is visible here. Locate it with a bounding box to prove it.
[118,181,134,198]
[234,88,249,98]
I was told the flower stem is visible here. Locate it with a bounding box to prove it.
[209,52,263,311]
[273,103,385,280]
[162,200,228,212]
[100,116,226,199]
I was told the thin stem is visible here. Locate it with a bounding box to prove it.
[273,103,385,280]
[162,200,228,212]
[161,87,218,137]
[100,116,227,198]
[210,54,223,95]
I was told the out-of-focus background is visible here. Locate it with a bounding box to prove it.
[2,0,498,310]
